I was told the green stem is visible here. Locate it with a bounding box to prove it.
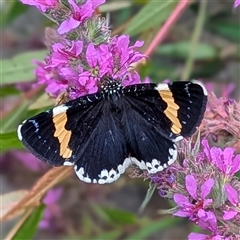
[181,0,207,81]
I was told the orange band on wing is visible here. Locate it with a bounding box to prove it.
[53,112,73,158]
[158,89,182,134]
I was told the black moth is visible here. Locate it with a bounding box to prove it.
[18,78,207,184]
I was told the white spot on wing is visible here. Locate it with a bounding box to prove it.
[63,161,74,166]
[173,136,184,142]
[52,105,69,116]
[191,80,208,96]
[155,83,169,91]
[74,148,178,184]
[17,124,23,141]
[168,144,177,165]
[74,158,132,184]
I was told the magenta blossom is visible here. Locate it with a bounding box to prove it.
[12,150,47,172]
[58,0,105,34]
[20,0,57,12]
[35,34,145,99]
[151,138,240,238]
[39,188,63,230]
[20,0,146,99]
[202,140,240,177]
[35,61,68,97]
[173,175,216,230]
[78,36,145,86]
[223,184,240,220]
[188,232,223,240]
[49,40,83,67]
[234,0,240,8]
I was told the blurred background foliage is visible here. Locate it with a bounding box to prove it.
[1,0,239,239]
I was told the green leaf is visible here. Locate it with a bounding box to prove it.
[208,21,240,42]
[0,86,21,97]
[126,218,181,240]
[191,59,223,78]
[125,1,178,36]
[0,131,24,153]
[149,60,178,82]
[1,1,29,26]
[12,204,45,240]
[93,205,136,225]
[92,230,122,240]
[156,42,217,60]
[1,50,47,85]
[102,207,136,225]
[138,182,156,214]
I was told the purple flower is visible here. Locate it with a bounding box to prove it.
[39,188,63,229]
[197,209,217,232]
[35,61,68,97]
[34,33,145,99]
[234,0,240,8]
[188,232,223,240]
[20,0,57,12]
[223,184,239,220]
[78,42,110,81]
[12,150,47,172]
[202,140,240,177]
[58,0,105,34]
[173,175,215,230]
[49,40,83,67]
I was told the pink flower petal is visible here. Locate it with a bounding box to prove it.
[174,194,191,206]
[58,17,81,34]
[185,175,197,199]
[223,209,238,220]
[20,0,57,11]
[86,43,97,68]
[202,139,211,159]
[210,147,222,164]
[70,40,83,56]
[188,232,208,240]
[200,178,214,199]
[197,210,217,231]
[225,184,238,205]
[231,155,240,175]
[43,188,63,205]
[173,209,191,217]
[234,0,240,8]
[223,147,234,165]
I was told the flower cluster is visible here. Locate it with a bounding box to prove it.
[200,92,240,153]
[21,0,146,99]
[151,138,240,239]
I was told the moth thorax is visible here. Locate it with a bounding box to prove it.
[99,78,123,95]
